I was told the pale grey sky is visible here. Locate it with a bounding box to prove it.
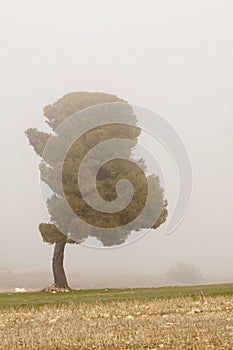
[0,0,232,284]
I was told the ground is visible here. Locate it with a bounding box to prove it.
[0,284,233,349]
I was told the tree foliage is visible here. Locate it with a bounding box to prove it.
[26,92,168,247]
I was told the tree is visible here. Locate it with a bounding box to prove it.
[167,263,204,285]
[25,92,168,291]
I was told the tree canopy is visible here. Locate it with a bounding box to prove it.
[26,92,168,248]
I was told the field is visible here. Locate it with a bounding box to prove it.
[0,284,233,349]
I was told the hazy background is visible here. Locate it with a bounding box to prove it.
[0,0,232,289]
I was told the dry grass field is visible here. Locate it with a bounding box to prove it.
[0,293,233,349]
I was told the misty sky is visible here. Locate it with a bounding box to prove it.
[0,0,232,282]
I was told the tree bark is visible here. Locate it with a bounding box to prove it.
[52,240,70,290]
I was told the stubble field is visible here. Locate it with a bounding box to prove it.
[0,285,233,349]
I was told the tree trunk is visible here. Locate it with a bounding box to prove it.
[52,239,70,290]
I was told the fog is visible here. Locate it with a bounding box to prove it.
[0,0,233,290]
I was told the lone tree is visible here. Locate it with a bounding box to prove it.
[167,263,204,285]
[26,92,168,291]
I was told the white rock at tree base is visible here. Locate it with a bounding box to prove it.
[15,288,27,293]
